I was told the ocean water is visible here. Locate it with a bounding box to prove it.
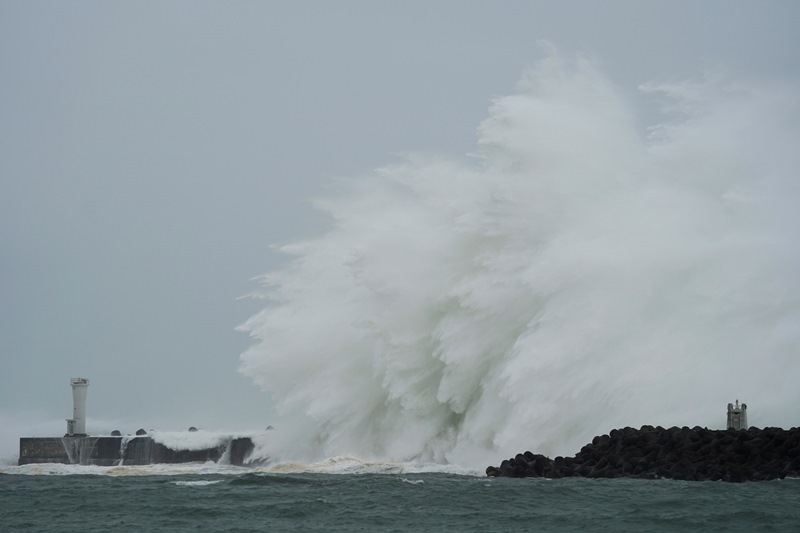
[2,463,799,532]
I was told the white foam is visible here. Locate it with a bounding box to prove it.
[266,455,404,475]
[171,480,223,486]
[0,461,246,477]
[238,46,800,469]
[148,430,257,451]
[400,463,483,477]
[259,457,481,476]
[0,456,481,477]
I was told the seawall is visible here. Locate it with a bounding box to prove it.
[486,426,800,482]
[19,436,255,467]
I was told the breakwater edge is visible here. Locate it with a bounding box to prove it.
[487,426,800,482]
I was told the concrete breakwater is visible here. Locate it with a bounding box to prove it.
[19,436,255,467]
[486,426,800,482]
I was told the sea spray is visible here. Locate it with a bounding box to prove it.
[239,50,800,469]
[117,435,135,466]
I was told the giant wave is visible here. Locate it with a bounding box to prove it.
[239,49,800,470]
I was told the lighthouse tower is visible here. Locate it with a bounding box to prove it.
[65,378,89,436]
[727,399,748,430]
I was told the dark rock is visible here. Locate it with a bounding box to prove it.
[486,427,800,483]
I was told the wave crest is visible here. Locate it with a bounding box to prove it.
[239,50,800,469]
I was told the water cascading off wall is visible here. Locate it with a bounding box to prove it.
[238,48,800,469]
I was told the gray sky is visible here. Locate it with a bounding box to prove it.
[1,1,799,459]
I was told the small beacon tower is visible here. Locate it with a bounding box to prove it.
[66,378,89,436]
[727,399,748,430]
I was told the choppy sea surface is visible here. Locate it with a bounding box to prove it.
[1,462,798,532]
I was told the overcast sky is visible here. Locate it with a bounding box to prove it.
[1,1,798,459]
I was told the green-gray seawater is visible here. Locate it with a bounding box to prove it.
[2,472,799,532]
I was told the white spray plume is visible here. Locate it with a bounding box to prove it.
[239,49,800,469]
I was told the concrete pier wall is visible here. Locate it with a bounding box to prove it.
[18,438,70,465]
[19,436,254,467]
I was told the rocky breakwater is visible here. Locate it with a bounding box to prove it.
[486,426,800,482]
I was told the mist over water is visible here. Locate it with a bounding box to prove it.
[239,51,800,469]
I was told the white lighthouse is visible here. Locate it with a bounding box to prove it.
[66,378,89,436]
